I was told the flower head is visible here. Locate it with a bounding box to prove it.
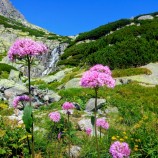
[80,64,115,88]
[96,118,109,130]
[49,111,61,122]
[90,64,112,75]
[86,128,92,136]
[109,141,131,158]
[8,38,47,61]
[62,102,75,111]
[13,95,30,108]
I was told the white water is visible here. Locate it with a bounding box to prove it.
[42,45,63,76]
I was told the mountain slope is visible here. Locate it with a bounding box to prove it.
[0,0,25,21]
[58,12,158,69]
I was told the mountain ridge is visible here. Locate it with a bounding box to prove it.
[0,0,25,22]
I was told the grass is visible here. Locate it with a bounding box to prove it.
[112,67,152,77]
[1,64,158,157]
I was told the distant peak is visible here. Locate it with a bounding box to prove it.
[0,0,26,21]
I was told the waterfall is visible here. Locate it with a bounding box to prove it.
[42,43,68,76]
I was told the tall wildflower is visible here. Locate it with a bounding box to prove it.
[62,102,75,157]
[8,38,47,158]
[80,64,115,158]
[96,118,109,138]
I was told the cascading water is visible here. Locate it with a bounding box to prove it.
[42,43,68,76]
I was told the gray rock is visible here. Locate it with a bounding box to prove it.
[85,98,106,112]
[4,84,28,99]
[138,15,154,20]
[0,92,6,101]
[64,78,81,89]
[78,118,92,131]
[43,95,49,101]
[0,79,15,89]
[0,0,25,21]
[47,90,61,102]
[41,68,73,83]
[78,118,103,136]
[8,70,20,82]
[69,146,81,158]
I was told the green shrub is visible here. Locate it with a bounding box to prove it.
[75,19,131,42]
[60,16,158,68]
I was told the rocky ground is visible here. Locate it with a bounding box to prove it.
[1,62,158,157]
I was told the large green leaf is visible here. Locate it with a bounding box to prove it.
[91,116,95,127]
[22,105,33,133]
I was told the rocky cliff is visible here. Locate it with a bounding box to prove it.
[0,0,25,21]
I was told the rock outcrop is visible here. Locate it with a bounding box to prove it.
[0,0,25,21]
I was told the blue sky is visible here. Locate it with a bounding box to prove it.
[11,0,158,36]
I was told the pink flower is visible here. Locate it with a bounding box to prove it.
[58,132,62,140]
[90,64,112,75]
[109,141,131,158]
[86,128,92,136]
[96,118,109,130]
[49,112,61,122]
[62,102,75,111]
[8,38,47,61]
[13,95,30,108]
[80,66,115,88]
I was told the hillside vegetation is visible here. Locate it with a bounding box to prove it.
[0,15,70,42]
[58,12,158,69]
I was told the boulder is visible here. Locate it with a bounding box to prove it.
[78,118,102,136]
[46,90,61,102]
[78,118,92,131]
[64,78,81,89]
[4,84,28,99]
[138,15,154,20]
[69,146,81,158]
[85,98,106,112]
[41,68,73,83]
[8,70,20,82]
[0,79,15,89]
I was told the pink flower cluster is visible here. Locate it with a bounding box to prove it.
[90,64,112,75]
[8,38,47,61]
[62,102,75,111]
[13,95,30,108]
[109,141,131,158]
[80,64,115,88]
[86,128,92,136]
[96,118,109,130]
[49,112,61,122]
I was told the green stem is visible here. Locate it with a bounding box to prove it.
[94,88,100,158]
[27,55,35,158]
[27,135,31,155]
[68,113,70,158]
[100,127,101,139]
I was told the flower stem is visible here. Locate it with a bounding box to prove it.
[100,127,101,139]
[27,55,35,158]
[68,113,70,158]
[27,135,31,155]
[94,88,100,158]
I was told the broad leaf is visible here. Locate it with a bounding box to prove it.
[22,105,33,133]
[91,116,95,127]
